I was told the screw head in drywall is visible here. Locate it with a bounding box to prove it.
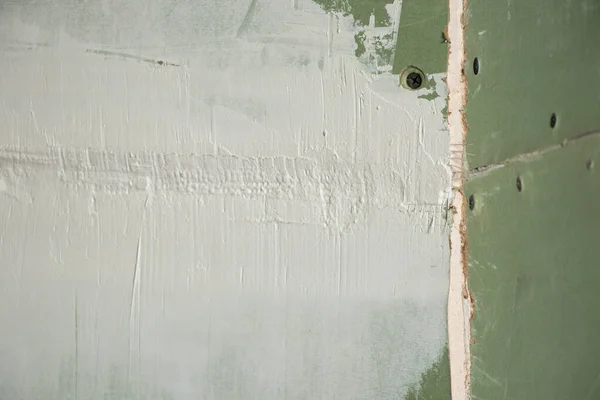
[473,57,480,75]
[399,66,425,91]
[516,176,523,192]
[468,194,475,210]
[406,72,422,89]
[550,113,557,128]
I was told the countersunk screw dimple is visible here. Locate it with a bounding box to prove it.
[550,113,557,128]
[468,194,475,211]
[406,72,423,89]
[473,57,479,75]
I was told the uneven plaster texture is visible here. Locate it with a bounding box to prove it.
[0,1,451,398]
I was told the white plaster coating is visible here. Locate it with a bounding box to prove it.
[0,0,452,398]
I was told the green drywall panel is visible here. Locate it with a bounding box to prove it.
[311,0,394,27]
[311,0,398,67]
[392,0,448,75]
[466,135,600,399]
[464,0,600,169]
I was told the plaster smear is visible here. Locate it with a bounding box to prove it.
[446,0,471,398]
[0,0,451,398]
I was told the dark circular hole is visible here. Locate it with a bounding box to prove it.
[406,72,423,90]
[473,57,479,75]
[516,176,523,192]
[550,113,557,128]
[468,194,475,210]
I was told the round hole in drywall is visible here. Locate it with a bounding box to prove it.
[516,176,523,192]
[468,194,475,210]
[550,113,557,128]
[473,57,480,75]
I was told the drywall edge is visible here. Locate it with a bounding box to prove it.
[447,0,471,398]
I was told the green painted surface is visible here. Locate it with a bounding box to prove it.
[312,0,449,75]
[465,1,600,397]
[392,0,448,75]
[311,0,394,27]
[405,346,451,400]
[312,0,397,69]
[464,0,600,169]
[466,135,600,399]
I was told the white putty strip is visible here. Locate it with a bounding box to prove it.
[447,0,472,397]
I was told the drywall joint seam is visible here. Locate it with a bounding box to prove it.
[447,0,471,397]
[469,129,600,178]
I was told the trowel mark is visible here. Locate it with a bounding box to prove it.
[237,0,259,37]
[0,147,447,234]
[85,49,179,67]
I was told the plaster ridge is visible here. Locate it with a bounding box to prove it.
[0,146,447,233]
[447,0,471,397]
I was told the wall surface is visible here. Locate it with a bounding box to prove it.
[463,0,600,398]
[0,1,452,398]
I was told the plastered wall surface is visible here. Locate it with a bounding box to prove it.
[0,1,451,398]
